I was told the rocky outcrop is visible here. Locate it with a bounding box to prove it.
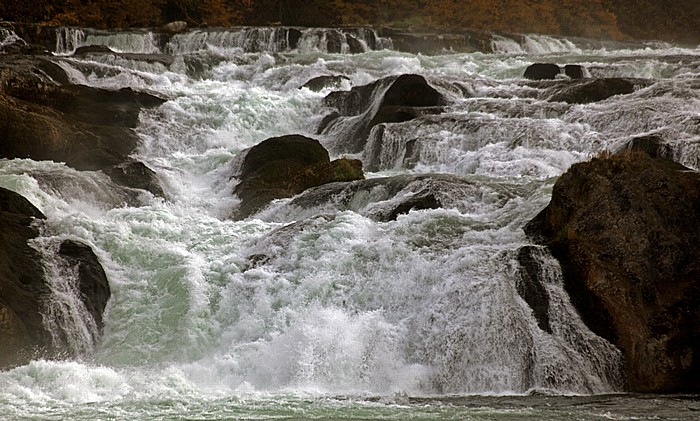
[0,187,111,369]
[320,74,447,154]
[231,134,364,220]
[0,55,166,196]
[524,153,700,392]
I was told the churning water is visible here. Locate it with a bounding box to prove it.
[1,27,699,419]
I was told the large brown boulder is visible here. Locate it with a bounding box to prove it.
[231,134,364,220]
[524,152,700,392]
[0,56,166,196]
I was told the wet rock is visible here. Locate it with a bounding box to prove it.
[57,240,111,332]
[301,75,349,92]
[345,34,365,54]
[619,134,673,160]
[0,187,111,369]
[547,78,640,104]
[516,246,552,333]
[73,45,115,56]
[564,64,585,79]
[524,63,561,80]
[0,55,166,193]
[231,134,364,220]
[103,159,165,198]
[524,153,700,392]
[320,74,446,154]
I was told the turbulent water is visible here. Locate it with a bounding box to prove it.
[1,27,700,420]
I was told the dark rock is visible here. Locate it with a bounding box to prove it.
[57,241,111,333]
[320,74,446,154]
[524,153,700,392]
[564,64,585,79]
[0,56,167,193]
[547,78,639,104]
[619,134,673,160]
[73,45,115,56]
[325,30,344,53]
[301,75,349,92]
[524,63,561,80]
[516,246,552,334]
[231,134,364,220]
[287,28,303,50]
[0,187,111,369]
[104,159,165,198]
[346,34,365,54]
[386,192,441,221]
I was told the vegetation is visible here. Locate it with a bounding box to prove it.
[1,0,698,44]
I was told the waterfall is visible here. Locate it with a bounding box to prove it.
[31,238,99,358]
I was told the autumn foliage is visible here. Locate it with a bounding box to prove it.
[0,0,698,44]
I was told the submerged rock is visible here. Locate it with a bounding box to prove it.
[0,187,111,370]
[320,74,447,154]
[231,134,364,220]
[524,153,700,392]
[546,78,642,104]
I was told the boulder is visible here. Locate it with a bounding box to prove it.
[301,75,349,92]
[524,63,561,80]
[320,74,446,154]
[564,64,585,79]
[0,187,111,369]
[231,134,364,219]
[524,153,700,392]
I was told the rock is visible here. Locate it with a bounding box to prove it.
[564,64,585,79]
[57,240,111,332]
[524,63,561,80]
[547,78,640,104]
[325,30,345,53]
[619,134,673,160]
[0,187,111,369]
[231,134,364,219]
[0,56,166,193]
[103,159,165,198]
[301,75,349,92]
[524,153,700,392]
[161,21,187,34]
[346,34,365,54]
[73,45,115,56]
[516,246,552,334]
[320,74,446,154]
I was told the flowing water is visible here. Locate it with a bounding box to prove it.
[1,27,699,420]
